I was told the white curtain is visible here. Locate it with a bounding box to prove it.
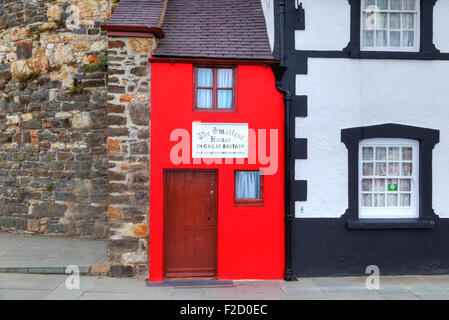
[235,171,260,199]
[197,68,213,108]
[217,69,233,109]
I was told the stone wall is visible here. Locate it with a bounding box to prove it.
[106,37,151,277]
[0,0,112,237]
[0,0,152,278]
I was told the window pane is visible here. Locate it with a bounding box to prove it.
[374,178,385,191]
[376,30,388,46]
[376,13,388,28]
[390,31,401,46]
[390,0,402,10]
[217,90,233,109]
[362,12,375,29]
[362,30,375,47]
[362,194,373,207]
[388,147,400,160]
[197,89,212,108]
[402,31,414,47]
[400,193,411,206]
[363,163,374,176]
[387,194,398,206]
[400,179,411,191]
[364,0,376,9]
[376,162,386,176]
[374,194,385,207]
[235,171,260,199]
[197,68,213,87]
[388,162,399,176]
[402,14,414,29]
[362,179,373,191]
[403,0,416,10]
[378,0,389,10]
[402,163,412,176]
[217,69,233,88]
[390,13,401,28]
[402,147,413,160]
[362,147,374,160]
[376,147,386,160]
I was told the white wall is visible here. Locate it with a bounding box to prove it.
[295,58,449,218]
[295,0,350,51]
[434,0,449,53]
[261,0,275,51]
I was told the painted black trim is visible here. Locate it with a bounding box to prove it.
[292,217,449,277]
[341,123,439,229]
[347,218,435,230]
[345,0,440,59]
[296,3,305,31]
[292,180,307,202]
[291,96,307,117]
[293,139,307,159]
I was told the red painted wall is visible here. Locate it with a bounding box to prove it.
[150,62,284,281]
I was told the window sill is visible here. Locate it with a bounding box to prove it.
[234,201,264,207]
[346,218,435,230]
[348,49,439,60]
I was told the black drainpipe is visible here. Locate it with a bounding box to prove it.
[272,0,295,281]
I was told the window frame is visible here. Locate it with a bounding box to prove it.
[341,123,439,229]
[358,138,419,219]
[193,65,237,112]
[345,0,440,59]
[360,0,421,52]
[234,170,264,207]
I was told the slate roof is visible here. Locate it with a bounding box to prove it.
[106,0,166,27]
[154,0,274,60]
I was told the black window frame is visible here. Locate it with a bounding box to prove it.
[345,0,440,59]
[341,123,439,229]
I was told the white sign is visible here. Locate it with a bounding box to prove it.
[192,122,248,158]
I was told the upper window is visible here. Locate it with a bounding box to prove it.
[361,0,420,52]
[359,138,418,218]
[234,170,263,206]
[194,66,236,112]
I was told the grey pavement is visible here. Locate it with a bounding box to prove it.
[0,273,448,299]
[0,233,108,271]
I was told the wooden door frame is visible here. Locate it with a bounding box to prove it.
[163,169,219,279]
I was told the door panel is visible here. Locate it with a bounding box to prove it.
[164,170,217,278]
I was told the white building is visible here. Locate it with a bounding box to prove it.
[268,0,449,277]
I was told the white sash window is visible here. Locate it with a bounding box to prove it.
[359,138,419,218]
[361,0,419,52]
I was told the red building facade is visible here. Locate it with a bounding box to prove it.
[149,62,284,281]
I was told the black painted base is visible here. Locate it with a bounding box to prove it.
[292,217,449,277]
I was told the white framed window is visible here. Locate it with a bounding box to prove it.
[359,138,419,218]
[361,0,420,52]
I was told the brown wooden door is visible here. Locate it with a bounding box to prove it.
[164,170,218,279]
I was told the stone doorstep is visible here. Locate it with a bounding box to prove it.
[0,264,110,277]
[146,279,235,288]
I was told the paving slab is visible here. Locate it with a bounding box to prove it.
[0,272,449,300]
[0,232,108,274]
[0,288,52,300]
[381,293,421,300]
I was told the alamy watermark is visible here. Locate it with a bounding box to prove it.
[65,265,80,290]
[365,265,380,290]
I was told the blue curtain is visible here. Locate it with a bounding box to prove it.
[217,69,233,109]
[197,68,212,108]
[235,171,260,199]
